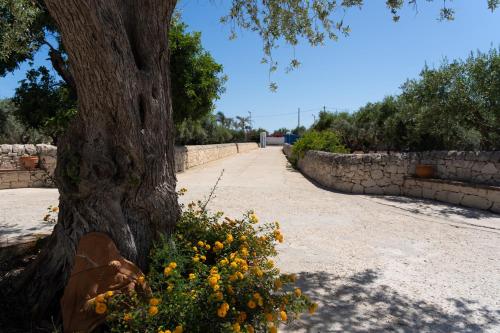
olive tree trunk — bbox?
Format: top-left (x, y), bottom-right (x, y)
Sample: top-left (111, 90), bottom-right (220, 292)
top-left (17, 0), bottom-right (179, 318)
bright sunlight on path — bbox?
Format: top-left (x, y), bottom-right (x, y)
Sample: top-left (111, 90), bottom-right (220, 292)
top-left (178, 146), bottom-right (500, 333)
top-left (2, 147), bottom-right (499, 332)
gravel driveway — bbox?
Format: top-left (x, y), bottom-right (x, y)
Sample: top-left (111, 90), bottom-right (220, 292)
top-left (2, 146), bottom-right (499, 332)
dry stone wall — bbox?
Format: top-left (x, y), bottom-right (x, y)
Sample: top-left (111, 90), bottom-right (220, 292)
top-left (0, 144), bottom-right (57, 189)
top-left (174, 143), bottom-right (258, 172)
top-left (284, 145), bottom-right (500, 213)
top-left (1, 142), bottom-right (259, 189)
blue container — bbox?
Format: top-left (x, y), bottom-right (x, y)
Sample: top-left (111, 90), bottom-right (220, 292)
top-left (284, 134), bottom-right (299, 145)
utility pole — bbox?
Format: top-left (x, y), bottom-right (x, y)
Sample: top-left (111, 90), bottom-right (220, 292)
top-left (323, 105), bottom-right (326, 113)
top-left (297, 107), bottom-right (300, 129)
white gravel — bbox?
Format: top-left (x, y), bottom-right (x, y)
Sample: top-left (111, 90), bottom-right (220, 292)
top-left (2, 147), bottom-right (499, 332)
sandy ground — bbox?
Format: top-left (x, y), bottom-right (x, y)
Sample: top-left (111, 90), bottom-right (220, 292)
top-left (1, 146), bottom-right (499, 332)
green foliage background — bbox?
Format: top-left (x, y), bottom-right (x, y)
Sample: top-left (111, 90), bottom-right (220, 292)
top-left (312, 48), bottom-right (500, 152)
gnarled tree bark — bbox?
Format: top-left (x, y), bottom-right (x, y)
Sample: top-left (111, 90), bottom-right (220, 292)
top-left (14, 0), bottom-right (180, 320)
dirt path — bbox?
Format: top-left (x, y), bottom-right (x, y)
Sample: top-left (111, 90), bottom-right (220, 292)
top-left (177, 147), bottom-right (500, 333)
top-left (2, 146), bottom-right (499, 332)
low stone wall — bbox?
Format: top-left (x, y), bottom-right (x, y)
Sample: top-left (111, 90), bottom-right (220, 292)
top-left (284, 145), bottom-right (500, 213)
top-left (407, 151), bottom-right (500, 186)
top-left (236, 142), bottom-right (259, 153)
top-left (0, 142), bottom-right (258, 189)
top-left (173, 143), bottom-right (258, 172)
top-left (175, 144), bottom-right (238, 172)
top-left (0, 144), bottom-right (57, 189)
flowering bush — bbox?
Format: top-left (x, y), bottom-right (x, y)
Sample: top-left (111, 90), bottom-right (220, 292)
top-left (104, 197), bottom-right (316, 332)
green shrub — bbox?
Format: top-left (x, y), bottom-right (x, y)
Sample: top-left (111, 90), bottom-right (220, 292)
top-left (291, 130), bottom-right (348, 162)
top-left (103, 195), bottom-right (316, 333)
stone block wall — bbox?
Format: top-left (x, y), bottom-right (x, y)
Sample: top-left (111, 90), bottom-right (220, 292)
top-left (407, 151), bottom-right (500, 186)
top-left (1, 142), bottom-right (259, 188)
top-left (0, 144), bottom-right (57, 189)
top-left (236, 142), bottom-right (259, 153)
top-left (175, 144), bottom-right (238, 172)
top-left (284, 145), bottom-right (500, 213)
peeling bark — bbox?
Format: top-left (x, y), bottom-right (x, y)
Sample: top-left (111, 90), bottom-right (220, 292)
top-left (13, 0), bottom-right (180, 320)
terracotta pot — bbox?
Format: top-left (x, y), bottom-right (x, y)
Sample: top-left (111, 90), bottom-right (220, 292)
top-left (20, 155), bottom-right (39, 171)
top-left (415, 164), bottom-right (434, 178)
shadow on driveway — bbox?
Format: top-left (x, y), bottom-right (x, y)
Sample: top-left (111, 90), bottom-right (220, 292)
top-left (286, 270), bottom-right (500, 333)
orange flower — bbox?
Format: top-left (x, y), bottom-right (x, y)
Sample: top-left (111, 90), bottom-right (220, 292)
top-left (95, 302), bottom-right (107, 314)
top-left (148, 306), bottom-right (158, 316)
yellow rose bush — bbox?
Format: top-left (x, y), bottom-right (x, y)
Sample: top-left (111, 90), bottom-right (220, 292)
top-left (106, 201), bottom-right (316, 332)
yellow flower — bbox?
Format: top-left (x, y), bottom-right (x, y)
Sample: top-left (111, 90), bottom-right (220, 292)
top-left (169, 262), bottom-right (177, 269)
top-left (240, 248), bottom-right (249, 257)
top-left (294, 288), bottom-right (302, 297)
top-left (229, 274), bottom-right (238, 282)
top-left (95, 302), bottom-right (107, 314)
top-left (267, 260), bottom-right (274, 268)
top-left (192, 246), bottom-right (198, 252)
top-left (247, 300), bottom-right (256, 309)
top-left (205, 244), bottom-right (211, 250)
top-left (240, 235), bottom-right (247, 241)
top-left (215, 291), bottom-right (224, 301)
top-left (237, 311), bottom-right (247, 323)
top-left (249, 213), bottom-right (259, 223)
top-left (193, 256), bottom-right (200, 263)
top-left (280, 311), bottom-right (287, 321)
top-left (200, 255), bottom-right (207, 262)
top-left (137, 276), bottom-right (145, 284)
top-left (95, 294), bottom-right (105, 303)
top-left (174, 325), bottom-right (183, 333)
top-left (309, 303), bottom-right (318, 314)
top-left (230, 261), bottom-right (238, 269)
top-left (254, 268), bottom-right (263, 277)
top-left (123, 313), bottom-right (132, 321)
top-left (164, 267), bottom-right (172, 276)
top-left (217, 307), bottom-right (227, 318)
top-left (253, 292), bottom-right (261, 300)
top-left (246, 325), bottom-right (255, 333)
top-left (265, 313), bottom-right (274, 322)
top-left (198, 241), bottom-right (204, 247)
top-left (236, 272), bottom-right (244, 280)
top-left (289, 274), bottom-right (297, 282)
top-left (232, 322), bottom-right (241, 332)
top-left (150, 298), bottom-right (160, 306)
top-left (148, 306), bottom-right (158, 316)
top-left (213, 284), bottom-right (220, 291)
top-left (274, 279), bottom-right (282, 290)
top-left (105, 290), bottom-right (114, 298)
top-left (208, 276), bottom-right (219, 286)
top-left (51, 206), bottom-right (59, 212)
top-left (214, 241), bottom-right (224, 251)
top-left (226, 234), bottom-right (234, 243)
top-left (220, 258), bottom-right (228, 266)
top-left (189, 273), bottom-right (196, 280)
top-left (167, 284), bottom-right (174, 292)
top-left (269, 326), bottom-right (277, 333)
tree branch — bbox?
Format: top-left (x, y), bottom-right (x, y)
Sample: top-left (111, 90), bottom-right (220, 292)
top-left (45, 41), bottom-right (77, 97)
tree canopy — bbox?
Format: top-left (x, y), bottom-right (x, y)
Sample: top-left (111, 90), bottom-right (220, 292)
top-left (312, 48), bottom-right (500, 151)
top-left (0, 6), bottom-right (226, 142)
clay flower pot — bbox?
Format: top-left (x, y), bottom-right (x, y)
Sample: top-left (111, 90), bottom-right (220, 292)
top-left (415, 164), bottom-right (434, 178)
top-left (20, 155), bottom-right (39, 171)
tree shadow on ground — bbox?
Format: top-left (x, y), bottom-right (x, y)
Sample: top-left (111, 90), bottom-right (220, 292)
top-left (374, 195), bottom-right (499, 221)
top-left (286, 270), bottom-right (500, 333)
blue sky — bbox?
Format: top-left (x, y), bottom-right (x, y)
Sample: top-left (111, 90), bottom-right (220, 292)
top-left (1, 1), bottom-right (499, 131)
